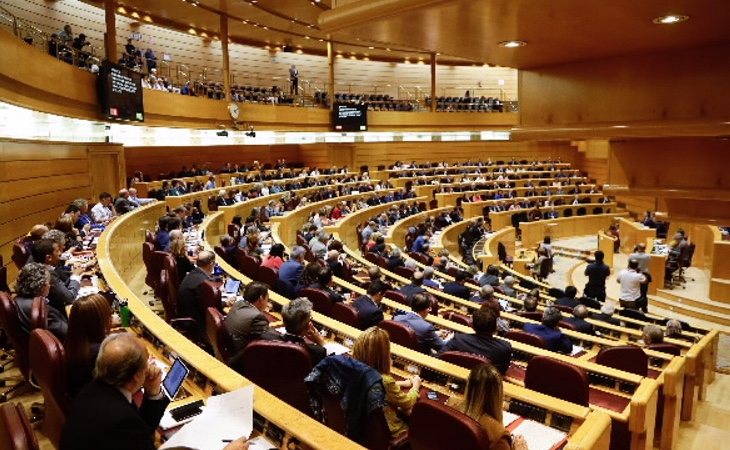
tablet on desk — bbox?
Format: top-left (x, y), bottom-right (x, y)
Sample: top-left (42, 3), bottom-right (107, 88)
top-left (224, 279), bottom-right (241, 295)
top-left (162, 358), bottom-right (189, 401)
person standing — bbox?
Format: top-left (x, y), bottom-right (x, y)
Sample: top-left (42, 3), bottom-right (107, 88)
top-left (584, 250), bottom-right (610, 302)
top-left (617, 259), bottom-right (647, 310)
top-left (289, 64), bottom-right (299, 95)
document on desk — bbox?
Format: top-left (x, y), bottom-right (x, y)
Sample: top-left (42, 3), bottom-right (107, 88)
top-left (161, 385), bottom-right (254, 450)
top-left (510, 419), bottom-right (567, 450)
top-left (570, 345), bottom-right (586, 357)
top-left (324, 341), bottom-right (351, 356)
top-left (502, 411), bottom-right (519, 427)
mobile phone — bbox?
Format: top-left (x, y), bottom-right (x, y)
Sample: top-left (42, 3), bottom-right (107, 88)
top-left (427, 391), bottom-right (438, 400)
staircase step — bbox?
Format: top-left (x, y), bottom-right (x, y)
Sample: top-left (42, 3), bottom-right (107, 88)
top-left (657, 289), bottom-right (730, 315)
top-left (650, 295), bottom-right (730, 327)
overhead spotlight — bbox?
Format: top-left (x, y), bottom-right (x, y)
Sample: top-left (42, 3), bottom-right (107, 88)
top-left (652, 14), bottom-right (689, 24)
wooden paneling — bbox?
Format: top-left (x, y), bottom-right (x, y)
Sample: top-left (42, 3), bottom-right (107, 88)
top-left (0, 139), bottom-right (122, 279)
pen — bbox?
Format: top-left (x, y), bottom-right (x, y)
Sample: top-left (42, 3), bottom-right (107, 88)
top-left (222, 439), bottom-right (233, 443)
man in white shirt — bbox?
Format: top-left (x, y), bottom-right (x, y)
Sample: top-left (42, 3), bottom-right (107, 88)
top-left (90, 192), bottom-right (115, 223)
top-left (128, 188), bottom-right (155, 207)
top-left (617, 259), bottom-right (647, 310)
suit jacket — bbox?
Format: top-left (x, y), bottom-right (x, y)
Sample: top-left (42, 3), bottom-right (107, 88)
top-left (225, 300), bottom-right (271, 352)
top-left (261, 331), bottom-right (326, 366)
top-left (278, 260), bottom-right (304, 298)
top-left (591, 312), bottom-right (621, 326)
top-left (394, 312), bottom-right (445, 353)
top-left (523, 323), bottom-right (573, 354)
top-left (177, 267), bottom-right (210, 326)
top-left (60, 380), bottom-right (169, 450)
top-left (442, 282), bottom-right (471, 300)
top-left (15, 296), bottom-right (68, 341)
top-left (398, 283), bottom-right (426, 303)
top-left (48, 267), bottom-right (79, 318)
top-left (440, 333), bottom-right (512, 375)
top-left (353, 295), bottom-right (384, 329)
top-left (554, 296), bottom-right (580, 309)
top-left (563, 317), bottom-right (595, 335)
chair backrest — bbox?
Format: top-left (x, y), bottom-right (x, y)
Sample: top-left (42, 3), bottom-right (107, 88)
top-left (383, 290), bottom-right (409, 306)
top-left (161, 254), bottom-right (179, 289)
top-left (236, 250), bottom-right (260, 280)
top-left (257, 265), bottom-right (279, 289)
top-left (442, 310), bottom-right (472, 327)
top-left (595, 345), bottom-right (648, 377)
top-left (0, 293), bottom-right (34, 379)
top-left (557, 320), bottom-right (578, 331)
top-left (378, 320), bottom-right (419, 350)
top-left (205, 307), bottom-right (234, 364)
top-left (29, 298), bottom-right (46, 331)
top-left (647, 343), bottom-right (681, 356)
top-left (393, 266), bottom-right (415, 279)
top-left (439, 351), bottom-right (490, 370)
top-left (299, 288), bottom-right (334, 317)
top-left (199, 280), bottom-right (222, 312)
top-left (241, 340), bottom-right (313, 414)
top-left (142, 242), bottom-right (156, 289)
top-left (11, 240), bottom-right (30, 270)
top-left (525, 356), bottom-right (589, 406)
top-left (0, 403), bottom-right (39, 450)
top-left (330, 302), bottom-right (361, 328)
top-left (518, 311), bottom-right (544, 322)
top-left (151, 251), bottom-right (168, 298)
top-left (0, 264), bottom-right (8, 293)
top-left (159, 269), bottom-right (176, 322)
top-left (409, 400), bottom-right (491, 450)
top-left (505, 329), bottom-right (547, 349)
top-left (29, 329), bottom-right (69, 448)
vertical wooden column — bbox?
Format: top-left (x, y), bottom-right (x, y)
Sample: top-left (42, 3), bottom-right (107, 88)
top-left (327, 39), bottom-right (335, 111)
top-left (103, 0), bottom-right (117, 63)
top-left (220, 15), bottom-right (230, 101)
top-left (430, 52), bottom-right (437, 112)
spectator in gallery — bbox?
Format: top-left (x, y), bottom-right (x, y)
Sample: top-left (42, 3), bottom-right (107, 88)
top-left (289, 64), bottom-right (299, 95)
top-left (125, 38), bottom-right (136, 57)
top-left (144, 48), bottom-right (157, 72)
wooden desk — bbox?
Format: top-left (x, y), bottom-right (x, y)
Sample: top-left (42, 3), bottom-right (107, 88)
top-left (518, 212), bottom-right (626, 249)
top-left (618, 218), bottom-right (657, 255)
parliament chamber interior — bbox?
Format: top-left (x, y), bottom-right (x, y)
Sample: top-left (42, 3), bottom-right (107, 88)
top-left (0, 0), bottom-right (729, 449)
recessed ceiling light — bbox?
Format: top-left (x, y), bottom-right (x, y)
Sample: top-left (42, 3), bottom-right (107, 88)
top-left (498, 40), bottom-right (526, 48)
top-left (652, 14), bottom-right (689, 25)
top-left (368, 46), bottom-right (375, 50)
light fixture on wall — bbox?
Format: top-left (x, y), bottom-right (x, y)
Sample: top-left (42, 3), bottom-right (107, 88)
top-left (652, 14), bottom-right (689, 24)
top-left (498, 40), bottom-right (526, 48)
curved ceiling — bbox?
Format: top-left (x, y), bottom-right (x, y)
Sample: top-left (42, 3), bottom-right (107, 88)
top-left (86, 0), bottom-right (479, 65)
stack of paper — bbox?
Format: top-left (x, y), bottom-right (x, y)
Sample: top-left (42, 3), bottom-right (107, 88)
top-left (161, 385), bottom-right (254, 450)
top-left (511, 419), bottom-right (567, 450)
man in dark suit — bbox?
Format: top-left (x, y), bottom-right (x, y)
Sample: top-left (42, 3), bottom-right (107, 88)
top-left (260, 297), bottom-right (326, 365)
top-left (353, 280), bottom-right (386, 329)
top-left (177, 250), bottom-right (216, 326)
top-left (394, 293), bottom-right (446, 354)
top-left (554, 285), bottom-right (580, 309)
top-left (398, 271), bottom-right (426, 303)
top-left (225, 281), bottom-right (272, 352)
top-left (584, 250), bottom-right (610, 302)
top-left (439, 307), bottom-right (512, 374)
top-left (60, 333), bottom-right (170, 450)
top-left (31, 238), bottom-right (80, 317)
top-left (523, 307), bottom-right (574, 354)
top-left (278, 246), bottom-right (306, 298)
top-left (326, 250), bottom-right (345, 278)
top-left (309, 268), bottom-right (345, 303)
top-left (562, 305), bottom-right (595, 335)
top-left (442, 270), bottom-right (472, 300)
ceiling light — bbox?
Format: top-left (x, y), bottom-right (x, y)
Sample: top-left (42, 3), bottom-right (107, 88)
top-left (305, 36), bottom-right (310, 39)
top-left (368, 46), bottom-right (375, 50)
top-left (498, 40), bottom-right (526, 48)
top-left (652, 14), bottom-right (689, 24)
top-left (296, 49), bottom-right (304, 54)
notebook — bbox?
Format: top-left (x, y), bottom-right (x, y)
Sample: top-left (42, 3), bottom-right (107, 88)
top-left (510, 419), bottom-right (567, 450)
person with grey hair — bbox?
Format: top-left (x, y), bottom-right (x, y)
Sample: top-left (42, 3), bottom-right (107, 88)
top-left (640, 324), bottom-right (665, 346)
top-left (262, 297), bottom-right (326, 365)
top-left (387, 247), bottom-right (406, 271)
top-left (523, 306), bottom-right (573, 354)
top-left (32, 237), bottom-right (82, 316)
top-left (177, 250), bottom-right (216, 326)
top-left (422, 266), bottom-right (442, 289)
top-left (309, 230), bottom-right (330, 259)
top-left (278, 246), bottom-right (306, 298)
top-left (470, 285), bottom-right (494, 304)
top-left (326, 249), bottom-right (344, 278)
top-left (404, 258), bottom-right (418, 270)
top-left (562, 305), bottom-right (595, 335)
top-left (60, 333), bottom-right (168, 450)
top-left (14, 262), bottom-right (68, 340)
top-left (399, 270), bottom-right (426, 302)
top-left (664, 319), bottom-right (697, 343)
top-left (500, 276), bottom-right (517, 297)
top-left (591, 302), bottom-right (621, 326)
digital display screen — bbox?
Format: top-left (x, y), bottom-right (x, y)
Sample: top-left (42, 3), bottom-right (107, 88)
top-left (162, 358), bottom-right (189, 399)
top-left (98, 61), bottom-right (144, 122)
top-left (332, 103), bottom-right (367, 131)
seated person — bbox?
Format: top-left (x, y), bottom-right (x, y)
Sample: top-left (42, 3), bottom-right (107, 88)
top-left (442, 270), bottom-right (472, 300)
top-left (367, 266), bottom-right (394, 292)
top-left (309, 231), bottom-right (330, 259)
top-left (65, 294), bottom-right (113, 397)
top-left (440, 307), bottom-right (512, 374)
top-left (31, 238), bottom-right (81, 317)
top-left (478, 265), bottom-right (500, 287)
top-left (665, 319), bottom-right (698, 343)
top-left (261, 243), bottom-right (286, 271)
top-left (177, 251), bottom-right (216, 327)
top-left (554, 285), bottom-right (580, 309)
top-left (353, 280), bottom-right (386, 329)
top-left (278, 246), bottom-right (306, 298)
top-left (639, 324), bottom-right (665, 346)
top-left (309, 267), bottom-right (345, 302)
top-left (387, 247), bottom-right (406, 271)
top-left (226, 281), bottom-right (272, 352)
top-left (14, 263), bottom-right (68, 340)
top-left (260, 297), bottom-right (326, 365)
top-left (169, 230), bottom-right (195, 279)
top-left (500, 276), bottom-right (517, 297)
top-left (562, 305), bottom-right (595, 335)
top-left (520, 295), bottom-right (539, 314)
top-left (447, 364), bottom-right (528, 450)
top-left (326, 249), bottom-right (345, 278)
top-left (398, 271), bottom-right (426, 303)
top-left (422, 266), bottom-right (442, 289)
top-left (352, 327), bottom-right (420, 438)
top-left (523, 307), bottom-right (573, 354)
top-left (90, 192), bottom-right (115, 223)
top-left (394, 293), bottom-right (445, 354)
top-left (591, 302), bottom-right (621, 326)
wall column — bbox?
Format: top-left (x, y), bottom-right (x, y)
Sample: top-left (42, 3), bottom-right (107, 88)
top-left (103, 0), bottom-right (117, 63)
top-left (220, 15), bottom-right (230, 101)
top-left (327, 39), bottom-right (335, 111)
top-left (430, 52), bottom-right (437, 112)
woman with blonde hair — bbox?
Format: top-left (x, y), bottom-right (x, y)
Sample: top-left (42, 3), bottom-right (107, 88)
top-left (169, 230), bottom-right (195, 278)
top-left (352, 327), bottom-right (420, 437)
top-left (65, 293), bottom-right (113, 397)
top-left (449, 364), bottom-right (527, 450)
